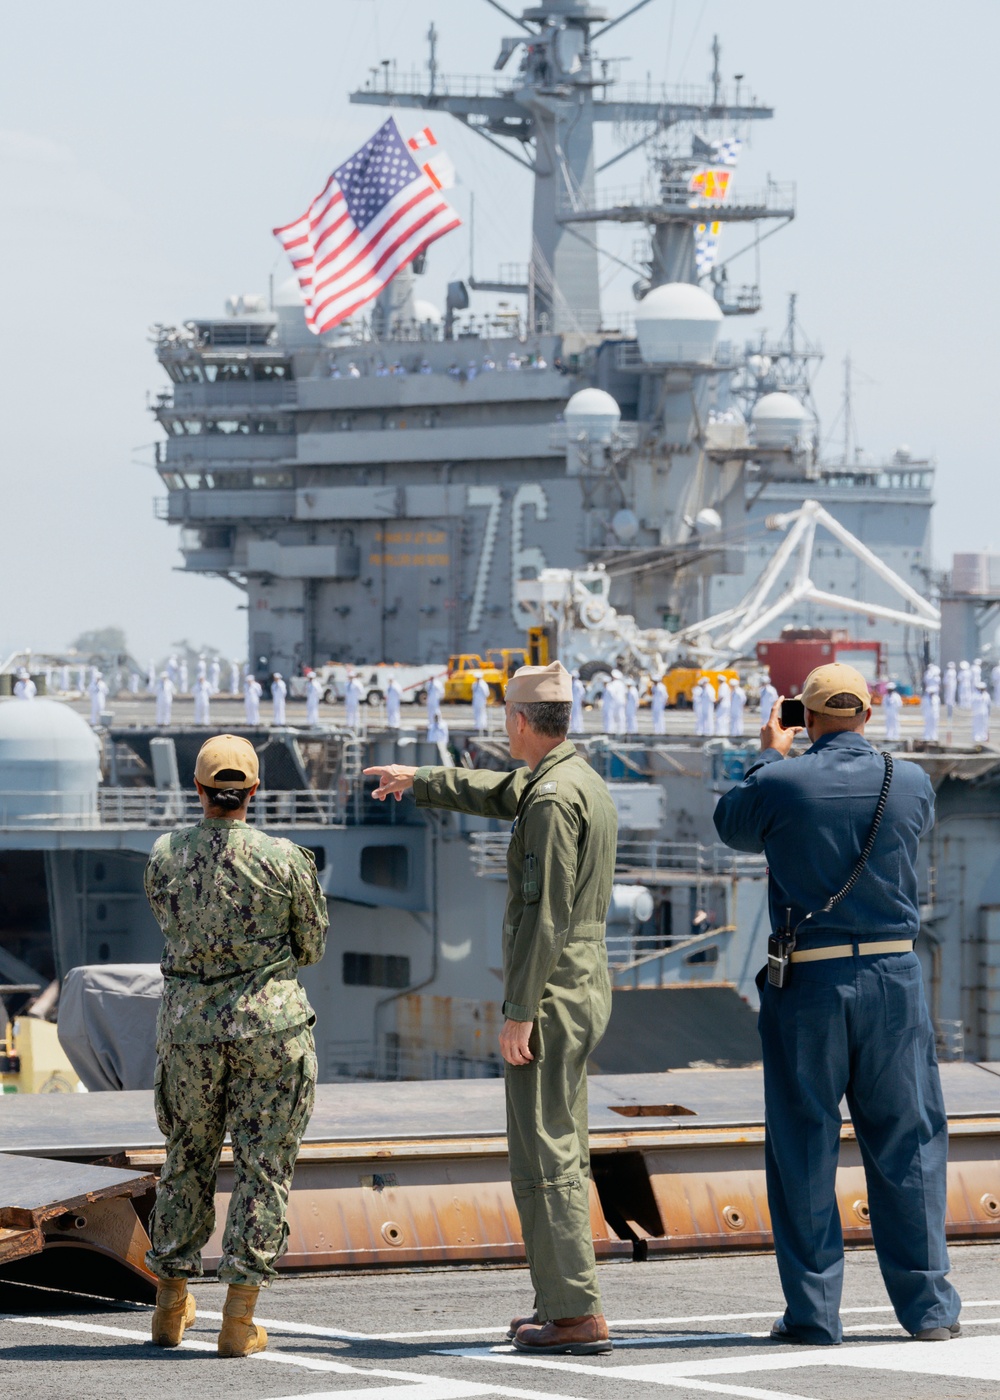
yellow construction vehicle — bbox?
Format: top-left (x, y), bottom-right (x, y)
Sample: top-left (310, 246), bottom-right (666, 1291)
top-left (1, 1015), bottom-right (80, 1094)
top-left (445, 648), bottom-right (528, 702)
top-left (663, 665), bottom-right (740, 708)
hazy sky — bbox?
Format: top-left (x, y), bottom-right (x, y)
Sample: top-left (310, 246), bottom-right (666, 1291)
top-left (3, 1), bottom-right (996, 662)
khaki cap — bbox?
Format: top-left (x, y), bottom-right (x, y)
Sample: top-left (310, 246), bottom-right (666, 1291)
top-left (505, 660), bottom-right (573, 703)
top-left (797, 662), bottom-right (872, 716)
top-left (194, 734), bottom-right (259, 787)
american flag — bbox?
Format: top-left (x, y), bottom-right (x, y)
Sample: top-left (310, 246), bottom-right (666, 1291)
top-left (273, 117), bottom-right (461, 334)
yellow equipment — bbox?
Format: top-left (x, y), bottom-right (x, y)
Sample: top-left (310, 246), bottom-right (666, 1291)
top-left (0, 1015), bottom-right (80, 1094)
top-left (444, 649), bottom-right (527, 703)
top-left (663, 666), bottom-right (740, 708)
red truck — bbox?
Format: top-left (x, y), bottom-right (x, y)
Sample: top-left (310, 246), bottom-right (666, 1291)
top-left (756, 628), bottom-right (885, 699)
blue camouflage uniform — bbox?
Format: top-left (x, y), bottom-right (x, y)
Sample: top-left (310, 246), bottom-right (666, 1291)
top-left (714, 730), bottom-right (961, 1344)
top-left (144, 818), bottom-right (328, 1286)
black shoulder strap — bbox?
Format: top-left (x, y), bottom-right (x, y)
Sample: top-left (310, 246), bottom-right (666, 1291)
top-left (819, 752), bottom-right (894, 914)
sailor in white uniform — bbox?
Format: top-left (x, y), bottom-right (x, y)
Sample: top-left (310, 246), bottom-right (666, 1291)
top-left (651, 676), bottom-right (668, 735)
top-left (972, 684), bottom-right (992, 745)
top-left (992, 662), bottom-right (1000, 707)
top-left (715, 678), bottom-right (732, 736)
top-left (386, 676), bottom-right (402, 729)
top-left (609, 670), bottom-right (628, 734)
top-left (305, 671), bottom-right (322, 726)
top-left (344, 671), bottom-right (363, 730)
top-left (427, 712), bottom-right (449, 744)
top-left (729, 682), bottom-right (746, 737)
top-left (89, 672), bottom-right (108, 726)
top-left (922, 678), bottom-right (940, 741)
top-left (570, 671), bottom-right (585, 733)
top-left (883, 681), bottom-right (903, 741)
top-left (625, 680), bottom-right (640, 734)
top-left (759, 680), bottom-right (779, 723)
top-left (700, 677), bottom-right (717, 736)
top-left (943, 662), bottom-right (957, 717)
top-left (471, 671), bottom-right (490, 734)
top-left (155, 673), bottom-right (174, 726)
top-left (208, 658), bottom-right (221, 694)
top-left (192, 675), bottom-right (211, 726)
top-left (973, 657), bottom-right (983, 689)
top-left (13, 669), bottom-right (36, 700)
top-left (271, 673), bottom-right (287, 726)
top-left (601, 677), bottom-right (615, 733)
top-left (692, 679), bottom-right (706, 736)
top-left (244, 676), bottom-right (262, 725)
top-left (426, 674), bottom-right (444, 727)
top-left (957, 661), bottom-right (972, 709)
top-left (178, 660), bottom-right (189, 695)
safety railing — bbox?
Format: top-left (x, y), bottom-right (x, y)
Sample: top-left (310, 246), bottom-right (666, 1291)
top-left (468, 830), bottom-right (767, 881)
top-left (0, 789), bottom-right (355, 830)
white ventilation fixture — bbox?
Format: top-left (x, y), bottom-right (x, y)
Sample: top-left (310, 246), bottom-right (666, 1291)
top-left (411, 298), bottom-right (442, 325)
top-left (564, 387), bottom-right (621, 443)
top-left (751, 392), bottom-right (809, 450)
top-left (635, 282), bottom-right (723, 366)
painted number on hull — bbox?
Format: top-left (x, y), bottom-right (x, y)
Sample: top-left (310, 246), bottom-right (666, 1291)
top-left (466, 485), bottom-right (549, 634)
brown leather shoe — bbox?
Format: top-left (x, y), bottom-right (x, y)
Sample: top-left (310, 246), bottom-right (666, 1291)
top-left (506, 1311), bottom-right (538, 1341)
top-left (513, 1314), bottom-right (612, 1355)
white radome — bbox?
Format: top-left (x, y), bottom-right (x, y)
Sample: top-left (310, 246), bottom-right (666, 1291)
top-left (0, 698), bottom-right (100, 825)
top-left (564, 388), bottom-right (621, 443)
top-left (635, 282), bottom-right (723, 365)
top-left (751, 392), bottom-right (809, 449)
top-left (411, 298), bottom-right (443, 324)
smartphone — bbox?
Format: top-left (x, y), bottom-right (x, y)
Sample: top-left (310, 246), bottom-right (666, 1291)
top-left (779, 698), bottom-right (805, 729)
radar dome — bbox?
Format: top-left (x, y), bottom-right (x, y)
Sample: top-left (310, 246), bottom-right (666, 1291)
top-left (564, 388), bottom-right (621, 443)
top-left (694, 507), bottom-right (723, 534)
top-left (751, 392), bottom-right (809, 449)
top-left (0, 699), bottom-right (100, 826)
top-left (612, 508), bottom-right (639, 542)
top-left (635, 282), bottom-right (723, 366)
top-left (411, 298), bottom-right (442, 324)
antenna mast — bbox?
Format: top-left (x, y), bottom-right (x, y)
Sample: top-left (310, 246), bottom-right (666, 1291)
top-left (427, 22), bottom-right (438, 97)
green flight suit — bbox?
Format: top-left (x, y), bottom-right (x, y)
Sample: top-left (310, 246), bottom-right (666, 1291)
top-left (414, 740), bottom-right (617, 1320)
top-left (143, 818), bottom-right (328, 1285)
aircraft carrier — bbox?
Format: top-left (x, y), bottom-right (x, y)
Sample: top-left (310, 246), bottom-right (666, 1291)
top-left (2, 12), bottom-right (1000, 1391)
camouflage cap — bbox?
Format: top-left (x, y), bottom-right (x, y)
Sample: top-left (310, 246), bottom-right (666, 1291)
top-left (194, 734), bottom-right (259, 788)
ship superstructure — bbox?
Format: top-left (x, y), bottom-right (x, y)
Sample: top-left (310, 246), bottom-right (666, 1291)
top-left (148, 1), bottom-right (938, 681)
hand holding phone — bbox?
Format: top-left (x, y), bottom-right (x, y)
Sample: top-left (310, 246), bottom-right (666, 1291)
top-left (779, 698), bottom-right (805, 729)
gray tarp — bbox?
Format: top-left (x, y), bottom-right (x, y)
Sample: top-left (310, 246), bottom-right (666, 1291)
top-left (58, 965), bottom-right (163, 1091)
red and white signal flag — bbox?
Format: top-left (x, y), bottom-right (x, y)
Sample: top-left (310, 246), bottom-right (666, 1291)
top-left (273, 117), bottom-right (461, 334)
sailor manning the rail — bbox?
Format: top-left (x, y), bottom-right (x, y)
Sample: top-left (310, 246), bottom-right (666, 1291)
top-left (714, 663), bottom-right (961, 1346)
top-left (364, 662), bottom-right (617, 1356)
top-left (143, 734), bottom-right (327, 1358)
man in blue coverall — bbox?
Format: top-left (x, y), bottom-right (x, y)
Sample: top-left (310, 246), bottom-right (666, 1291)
top-left (714, 662), bottom-right (961, 1346)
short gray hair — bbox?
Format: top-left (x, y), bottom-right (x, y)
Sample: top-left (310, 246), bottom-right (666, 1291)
top-left (507, 700), bottom-right (572, 737)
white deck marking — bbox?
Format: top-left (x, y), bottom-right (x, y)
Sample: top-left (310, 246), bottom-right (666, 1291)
top-left (0, 1315), bottom-right (589, 1400)
top-left (326, 1299), bottom-right (1000, 1341)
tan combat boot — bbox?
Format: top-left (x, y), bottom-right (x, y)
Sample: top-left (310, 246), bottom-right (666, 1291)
top-left (217, 1283), bottom-right (268, 1358)
top-left (151, 1279), bottom-right (196, 1347)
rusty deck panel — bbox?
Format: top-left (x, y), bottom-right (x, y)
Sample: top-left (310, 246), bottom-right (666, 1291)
top-left (0, 1152), bottom-right (157, 1302)
top-left (2, 1067), bottom-right (999, 1277)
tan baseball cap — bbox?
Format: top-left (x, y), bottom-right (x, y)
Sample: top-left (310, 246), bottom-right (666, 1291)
top-left (797, 662), bottom-right (872, 716)
top-left (194, 734), bottom-right (259, 787)
top-left (505, 660), bottom-right (573, 703)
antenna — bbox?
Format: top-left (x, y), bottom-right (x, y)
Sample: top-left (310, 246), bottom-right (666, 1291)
top-left (427, 22), bottom-right (438, 97)
top-left (711, 34), bottom-right (721, 105)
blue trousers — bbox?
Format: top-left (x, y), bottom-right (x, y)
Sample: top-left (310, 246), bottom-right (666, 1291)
top-left (758, 949), bottom-right (961, 1344)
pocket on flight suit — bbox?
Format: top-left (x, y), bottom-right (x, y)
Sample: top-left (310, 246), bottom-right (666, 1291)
top-left (880, 954), bottom-right (927, 1035)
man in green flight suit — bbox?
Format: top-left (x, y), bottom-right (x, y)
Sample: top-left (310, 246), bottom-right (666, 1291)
top-left (143, 734), bottom-right (327, 1357)
top-left (365, 661), bottom-right (617, 1355)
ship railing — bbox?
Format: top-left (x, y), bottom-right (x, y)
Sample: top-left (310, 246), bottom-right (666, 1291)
top-left (561, 180), bottom-right (796, 220)
top-left (613, 340), bottom-right (739, 372)
top-left (324, 1039), bottom-right (504, 1083)
top-left (468, 831), bottom-right (767, 881)
top-left (613, 79), bottom-right (770, 110)
top-left (355, 71), bottom-right (514, 100)
top-left (30, 788), bottom-right (351, 829)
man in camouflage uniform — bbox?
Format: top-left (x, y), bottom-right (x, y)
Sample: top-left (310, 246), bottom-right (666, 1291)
top-left (143, 734), bottom-right (327, 1357)
top-left (365, 662), bottom-right (617, 1356)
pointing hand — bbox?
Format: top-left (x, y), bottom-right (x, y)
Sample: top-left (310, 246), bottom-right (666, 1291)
top-left (363, 764), bottom-right (418, 802)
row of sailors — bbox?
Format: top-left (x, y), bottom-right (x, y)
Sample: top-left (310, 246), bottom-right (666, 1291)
top-left (326, 352), bottom-right (547, 380)
top-left (923, 660), bottom-right (1000, 710)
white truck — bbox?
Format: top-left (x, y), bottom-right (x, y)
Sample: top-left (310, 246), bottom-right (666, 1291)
top-left (290, 663), bottom-right (446, 706)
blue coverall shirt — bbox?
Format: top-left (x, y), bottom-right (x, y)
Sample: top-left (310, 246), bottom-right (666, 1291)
top-left (713, 729), bottom-right (933, 941)
top-left (712, 727), bottom-right (959, 1343)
